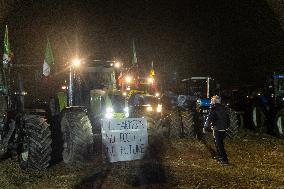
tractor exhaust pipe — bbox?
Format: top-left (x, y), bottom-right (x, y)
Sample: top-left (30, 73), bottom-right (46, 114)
top-left (68, 66), bottom-right (74, 106)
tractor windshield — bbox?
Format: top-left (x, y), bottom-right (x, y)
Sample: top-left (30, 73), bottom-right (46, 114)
top-left (272, 75), bottom-right (284, 97)
top-left (128, 94), bottom-right (158, 107)
top-left (277, 78), bottom-right (284, 91)
top-left (277, 78), bottom-right (284, 97)
top-left (80, 66), bottom-right (116, 90)
top-left (182, 78), bottom-right (218, 98)
top-left (142, 96), bottom-right (159, 106)
top-left (109, 94), bottom-right (125, 112)
top-left (182, 79), bottom-right (207, 98)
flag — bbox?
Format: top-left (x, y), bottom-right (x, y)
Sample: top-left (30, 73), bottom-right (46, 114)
top-left (3, 25), bottom-right (11, 66)
top-left (43, 38), bottom-right (54, 76)
top-left (132, 39), bottom-right (137, 65)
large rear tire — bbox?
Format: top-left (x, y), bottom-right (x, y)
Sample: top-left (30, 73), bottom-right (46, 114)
top-left (166, 110), bottom-right (182, 138)
top-left (144, 116), bottom-right (157, 135)
top-left (61, 109), bottom-right (94, 164)
top-left (19, 115), bottom-right (52, 170)
top-left (274, 109), bottom-right (284, 138)
top-left (131, 109), bottom-right (162, 137)
top-left (180, 111), bottom-right (195, 138)
top-left (226, 109), bottom-right (242, 138)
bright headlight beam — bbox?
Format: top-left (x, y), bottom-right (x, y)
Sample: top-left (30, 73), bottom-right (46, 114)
top-left (114, 62), bottom-right (121, 68)
top-left (124, 107), bottom-right (129, 118)
top-left (157, 104), bottom-right (162, 113)
top-left (125, 76), bottom-right (132, 83)
top-left (147, 77), bottom-right (154, 84)
top-left (72, 58), bottom-right (81, 67)
top-left (146, 106), bottom-right (153, 112)
top-left (105, 107), bottom-right (114, 119)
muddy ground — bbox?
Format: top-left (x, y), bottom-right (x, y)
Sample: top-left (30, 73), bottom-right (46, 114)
top-left (0, 131), bottom-right (284, 189)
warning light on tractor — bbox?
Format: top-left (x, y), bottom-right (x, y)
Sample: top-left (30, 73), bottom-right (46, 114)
top-left (157, 104), bottom-right (162, 113)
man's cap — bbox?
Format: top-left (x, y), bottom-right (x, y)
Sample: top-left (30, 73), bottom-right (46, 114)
top-left (212, 95), bottom-right (221, 104)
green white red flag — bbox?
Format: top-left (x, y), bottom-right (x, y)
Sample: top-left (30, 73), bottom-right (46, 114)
top-left (43, 38), bottom-right (54, 76)
top-left (3, 25), bottom-right (11, 66)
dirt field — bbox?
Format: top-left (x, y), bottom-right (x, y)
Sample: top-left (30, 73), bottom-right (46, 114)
top-left (0, 131), bottom-right (284, 189)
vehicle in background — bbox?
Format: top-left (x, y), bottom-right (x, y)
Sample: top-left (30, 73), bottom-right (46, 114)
top-left (248, 74), bottom-right (284, 138)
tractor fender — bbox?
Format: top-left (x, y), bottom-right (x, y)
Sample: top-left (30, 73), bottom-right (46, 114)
top-left (248, 97), bottom-right (268, 132)
top-left (60, 106), bottom-right (88, 116)
top-left (274, 108), bottom-right (284, 138)
top-left (49, 92), bottom-right (67, 117)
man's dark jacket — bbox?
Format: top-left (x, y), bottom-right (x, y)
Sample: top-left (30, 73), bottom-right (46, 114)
top-left (204, 103), bottom-right (230, 131)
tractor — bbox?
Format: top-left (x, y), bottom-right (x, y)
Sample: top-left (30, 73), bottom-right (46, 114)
top-left (117, 65), bottom-right (163, 135)
top-left (0, 64), bottom-right (52, 170)
top-left (248, 74), bottom-right (284, 138)
top-left (49, 59), bottom-right (130, 163)
top-left (161, 76), bottom-right (241, 139)
top-left (49, 59), bottom-right (164, 164)
top-left (127, 93), bottom-right (163, 136)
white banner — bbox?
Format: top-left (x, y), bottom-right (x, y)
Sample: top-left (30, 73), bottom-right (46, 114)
top-left (101, 118), bottom-right (148, 163)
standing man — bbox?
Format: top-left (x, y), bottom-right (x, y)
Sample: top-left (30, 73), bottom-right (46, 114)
top-left (203, 95), bottom-right (230, 165)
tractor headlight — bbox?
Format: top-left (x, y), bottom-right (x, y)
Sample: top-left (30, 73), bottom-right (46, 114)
top-left (146, 106), bottom-right (153, 112)
top-left (124, 107), bottom-right (129, 118)
top-left (156, 104), bottom-right (162, 113)
top-left (147, 77), bottom-right (154, 84)
top-left (114, 61), bottom-right (121, 68)
top-left (72, 58), bottom-right (81, 67)
top-left (105, 107), bottom-right (114, 119)
top-left (125, 76), bottom-right (132, 83)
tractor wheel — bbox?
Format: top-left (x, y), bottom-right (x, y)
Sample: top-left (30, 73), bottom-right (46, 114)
top-left (155, 116), bottom-right (171, 138)
top-left (144, 116), bottom-right (162, 137)
top-left (251, 105), bottom-right (266, 133)
top-left (19, 115), bottom-right (52, 170)
top-left (165, 110), bottom-right (182, 138)
top-left (226, 109), bottom-right (242, 138)
top-left (61, 110), bottom-right (94, 164)
top-left (130, 109), bottom-right (162, 137)
top-left (274, 109), bottom-right (284, 138)
top-left (180, 111), bottom-right (195, 138)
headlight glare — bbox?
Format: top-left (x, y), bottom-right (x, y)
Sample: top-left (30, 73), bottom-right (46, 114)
top-left (146, 106), bottom-right (153, 112)
top-left (124, 107), bottom-right (130, 117)
top-left (105, 107), bottom-right (114, 119)
top-left (157, 104), bottom-right (162, 113)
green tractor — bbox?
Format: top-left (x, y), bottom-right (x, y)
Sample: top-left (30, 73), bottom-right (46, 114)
top-left (0, 64), bottom-right (52, 170)
top-left (50, 59), bottom-right (130, 164)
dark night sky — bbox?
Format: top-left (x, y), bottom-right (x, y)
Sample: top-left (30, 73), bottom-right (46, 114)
top-left (2, 0), bottom-right (284, 88)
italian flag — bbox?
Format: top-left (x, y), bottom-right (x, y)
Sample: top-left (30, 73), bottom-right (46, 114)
top-left (43, 38), bottom-right (54, 76)
top-left (132, 39), bottom-right (137, 65)
top-left (3, 25), bottom-right (11, 66)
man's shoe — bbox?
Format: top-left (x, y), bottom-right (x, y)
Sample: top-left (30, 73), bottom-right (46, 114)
top-left (219, 161), bottom-right (230, 166)
top-left (213, 156), bottom-right (222, 161)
